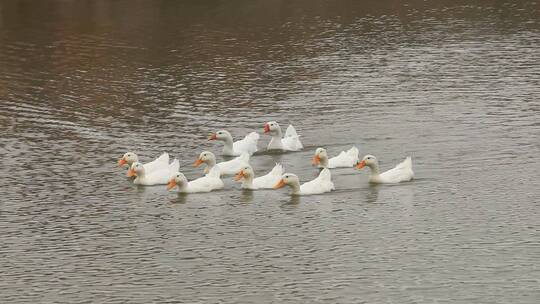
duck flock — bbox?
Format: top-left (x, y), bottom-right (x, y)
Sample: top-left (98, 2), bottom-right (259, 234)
top-left (118, 121), bottom-right (414, 195)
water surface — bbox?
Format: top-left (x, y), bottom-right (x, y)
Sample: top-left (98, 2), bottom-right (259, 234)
top-left (1, 0), bottom-right (539, 303)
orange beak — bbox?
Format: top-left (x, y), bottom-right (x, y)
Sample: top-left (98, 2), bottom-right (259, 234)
top-left (193, 158), bottom-right (204, 167)
top-left (356, 160), bottom-right (366, 169)
top-left (273, 179), bottom-right (286, 189)
top-left (126, 168), bottom-right (136, 177)
top-left (263, 123), bottom-right (270, 134)
top-left (118, 158), bottom-right (127, 167)
top-left (208, 133), bottom-right (217, 140)
top-left (312, 155), bottom-right (321, 166)
top-left (166, 179), bottom-right (177, 191)
top-left (234, 170), bottom-right (245, 182)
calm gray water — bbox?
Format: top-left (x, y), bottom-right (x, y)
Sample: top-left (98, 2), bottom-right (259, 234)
top-left (1, 0), bottom-right (540, 303)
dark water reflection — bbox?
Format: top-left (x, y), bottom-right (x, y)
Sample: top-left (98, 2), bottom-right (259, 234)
top-left (1, 0), bottom-right (539, 303)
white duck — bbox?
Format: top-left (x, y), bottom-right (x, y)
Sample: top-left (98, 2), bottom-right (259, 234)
top-left (167, 167), bottom-right (224, 193)
top-left (273, 168), bottom-right (335, 195)
top-left (234, 163), bottom-right (284, 190)
top-left (118, 152), bottom-right (169, 174)
top-left (127, 159), bottom-right (180, 185)
top-left (356, 155), bottom-right (414, 183)
top-left (312, 146), bottom-right (359, 168)
top-left (209, 130), bottom-right (259, 156)
top-left (263, 121), bottom-right (303, 151)
top-left (193, 151), bottom-right (250, 176)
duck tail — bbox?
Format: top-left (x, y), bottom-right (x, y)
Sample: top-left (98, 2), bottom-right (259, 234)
top-left (170, 159), bottom-right (180, 172)
top-left (347, 146), bottom-right (359, 160)
top-left (285, 124), bottom-right (303, 150)
top-left (245, 131), bottom-right (260, 142)
top-left (396, 157), bottom-right (412, 170)
top-left (270, 163), bottom-right (284, 176)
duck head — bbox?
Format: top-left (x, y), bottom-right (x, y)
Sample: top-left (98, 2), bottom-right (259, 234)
top-left (312, 148), bottom-right (328, 166)
top-left (208, 130), bottom-right (232, 141)
top-left (234, 165), bottom-right (254, 182)
top-left (263, 121), bottom-right (281, 135)
top-left (118, 152), bottom-right (138, 167)
top-left (167, 172), bottom-right (188, 190)
top-left (274, 173), bottom-right (300, 189)
top-left (356, 155), bottom-right (378, 169)
top-left (194, 151), bottom-right (216, 167)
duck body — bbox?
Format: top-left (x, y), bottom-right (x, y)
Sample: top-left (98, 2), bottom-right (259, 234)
top-left (264, 121), bottom-right (303, 151)
top-left (217, 153), bottom-right (250, 175)
top-left (130, 159), bottom-right (180, 186)
top-left (231, 132), bottom-right (259, 156)
top-left (357, 155), bottom-right (414, 184)
top-left (209, 130), bottom-right (259, 156)
top-left (299, 168), bottom-right (335, 194)
top-left (253, 163), bottom-right (284, 189)
top-left (328, 146), bottom-right (359, 168)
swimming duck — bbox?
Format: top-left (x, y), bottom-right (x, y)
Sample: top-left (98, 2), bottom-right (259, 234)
top-left (356, 155), bottom-right (414, 183)
top-left (273, 168), bottom-right (335, 195)
top-left (263, 121), bottom-right (303, 151)
top-left (209, 130), bottom-right (259, 156)
top-left (193, 151), bottom-right (250, 176)
top-left (118, 152), bottom-right (169, 174)
top-left (312, 146), bottom-right (359, 168)
top-left (127, 159), bottom-right (180, 185)
top-left (234, 163), bottom-right (284, 190)
top-left (167, 167), bottom-right (224, 193)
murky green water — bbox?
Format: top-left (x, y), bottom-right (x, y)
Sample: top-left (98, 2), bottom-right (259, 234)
top-left (1, 0), bottom-right (539, 303)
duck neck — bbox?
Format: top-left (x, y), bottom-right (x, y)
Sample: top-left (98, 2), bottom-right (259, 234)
top-left (368, 163), bottom-right (380, 176)
top-left (178, 182), bottom-right (189, 193)
top-left (136, 169), bottom-right (146, 178)
top-left (205, 159), bottom-right (216, 174)
top-left (319, 156), bottom-right (329, 168)
top-left (222, 136), bottom-right (234, 155)
top-left (289, 181), bottom-right (301, 195)
top-left (274, 127), bottom-right (283, 138)
top-left (241, 175), bottom-right (254, 189)
top-left (268, 128), bottom-right (284, 149)
top-left (133, 170), bottom-right (145, 183)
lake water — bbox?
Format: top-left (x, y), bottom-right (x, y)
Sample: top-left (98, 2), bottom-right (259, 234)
top-left (1, 0), bottom-right (539, 303)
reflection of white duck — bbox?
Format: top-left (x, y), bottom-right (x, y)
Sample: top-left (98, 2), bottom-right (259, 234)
top-left (193, 151), bottom-right (250, 176)
top-left (118, 152), bottom-right (169, 174)
top-left (127, 159), bottom-right (179, 185)
top-left (263, 121), bottom-right (303, 151)
top-left (234, 163), bottom-right (284, 190)
top-left (312, 146), bottom-right (359, 168)
top-left (167, 167), bottom-right (223, 193)
top-left (356, 155), bottom-right (414, 183)
top-left (209, 130), bottom-right (259, 156)
top-left (273, 168), bottom-right (335, 195)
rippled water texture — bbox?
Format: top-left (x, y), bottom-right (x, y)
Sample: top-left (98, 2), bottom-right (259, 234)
top-left (1, 0), bottom-right (539, 303)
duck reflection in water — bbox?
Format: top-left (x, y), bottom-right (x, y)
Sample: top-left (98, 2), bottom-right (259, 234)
top-left (239, 189), bottom-right (254, 203)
